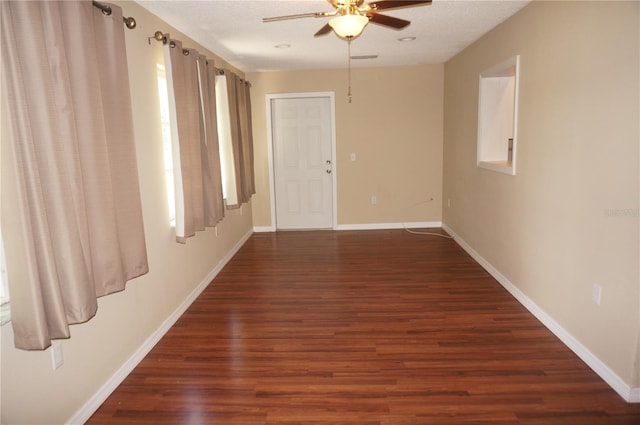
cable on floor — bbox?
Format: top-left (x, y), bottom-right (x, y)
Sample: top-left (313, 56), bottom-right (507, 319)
top-left (403, 227), bottom-right (454, 239)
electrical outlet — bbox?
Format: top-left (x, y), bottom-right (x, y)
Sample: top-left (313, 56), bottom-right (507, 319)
top-left (51, 344), bottom-right (64, 370)
top-left (592, 284), bottom-right (602, 306)
top-left (350, 153), bottom-right (356, 161)
top-left (371, 195), bottom-right (377, 205)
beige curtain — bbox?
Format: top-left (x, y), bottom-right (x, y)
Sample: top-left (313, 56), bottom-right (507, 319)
top-left (235, 77), bottom-right (250, 204)
top-left (236, 78), bottom-right (256, 202)
top-left (244, 81), bottom-right (256, 197)
top-left (225, 73), bottom-right (244, 208)
top-left (1, 1), bottom-right (148, 350)
top-left (164, 37), bottom-right (224, 242)
top-left (200, 57), bottom-right (225, 225)
top-left (215, 73), bottom-right (239, 207)
top-left (164, 40), bottom-right (202, 242)
top-left (218, 72), bottom-right (256, 207)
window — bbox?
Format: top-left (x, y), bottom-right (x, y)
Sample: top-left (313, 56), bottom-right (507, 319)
top-left (477, 55), bottom-right (520, 175)
top-left (157, 64), bottom-right (176, 227)
top-left (0, 232), bottom-right (10, 325)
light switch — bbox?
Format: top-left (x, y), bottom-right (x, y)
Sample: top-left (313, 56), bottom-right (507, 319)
top-left (350, 153), bottom-right (356, 161)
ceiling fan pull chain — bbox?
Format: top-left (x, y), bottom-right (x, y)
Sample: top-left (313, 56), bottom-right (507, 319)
top-left (347, 37), bottom-right (352, 103)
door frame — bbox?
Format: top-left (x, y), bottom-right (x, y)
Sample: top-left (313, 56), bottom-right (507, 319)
top-left (266, 92), bottom-right (337, 230)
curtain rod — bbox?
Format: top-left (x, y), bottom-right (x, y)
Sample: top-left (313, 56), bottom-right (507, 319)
top-left (92, 1), bottom-right (137, 29)
top-left (150, 31), bottom-right (227, 76)
top-left (147, 30), bottom-right (251, 86)
top-left (214, 69), bottom-right (252, 87)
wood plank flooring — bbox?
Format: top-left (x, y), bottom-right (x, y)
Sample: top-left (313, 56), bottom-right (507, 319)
top-left (88, 230), bottom-right (640, 424)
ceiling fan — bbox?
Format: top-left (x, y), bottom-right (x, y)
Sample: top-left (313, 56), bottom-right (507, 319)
top-left (263, 0), bottom-right (433, 39)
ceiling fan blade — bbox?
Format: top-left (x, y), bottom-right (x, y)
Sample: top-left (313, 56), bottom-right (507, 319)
top-left (314, 23), bottom-right (333, 37)
top-left (263, 12), bottom-right (330, 23)
top-left (366, 0), bottom-right (432, 11)
top-left (367, 13), bottom-right (410, 29)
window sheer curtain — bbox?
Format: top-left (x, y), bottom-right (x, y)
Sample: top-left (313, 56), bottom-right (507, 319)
top-left (163, 36), bottom-right (224, 243)
top-left (1, 1), bottom-right (148, 350)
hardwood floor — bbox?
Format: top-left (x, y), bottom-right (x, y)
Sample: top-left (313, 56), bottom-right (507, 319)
top-left (88, 230), bottom-right (640, 425)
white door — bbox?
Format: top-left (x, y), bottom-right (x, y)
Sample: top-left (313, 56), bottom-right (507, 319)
top-left (271, 96), bottom-right (334, 229)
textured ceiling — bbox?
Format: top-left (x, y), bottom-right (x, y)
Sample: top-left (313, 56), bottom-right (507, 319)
top-left (136, 0), bottom-right (530, 72)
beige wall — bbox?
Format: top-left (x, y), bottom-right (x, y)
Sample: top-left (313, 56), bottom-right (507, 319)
top-left (443, 0), bottom-right (639, 388)
top-left (247, 65), bottom-right (444, 228)
top-left (0, 2), bottom-right (254, 423)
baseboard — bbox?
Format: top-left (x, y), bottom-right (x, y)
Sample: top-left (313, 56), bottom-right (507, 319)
top-left (253, 225), bottom-right (275, 233)
top-left (442, 223), bottom-right (638, 403)
top-left (335, 221), bottom-right (442, 231)
top-left (68, 229), bottom-right (254, 424)
top-left (254, 222), bottom-right (443, 232)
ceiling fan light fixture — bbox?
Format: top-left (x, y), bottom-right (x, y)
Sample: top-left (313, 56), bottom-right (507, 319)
top-left (329, 14), bottom-right (369, 39)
